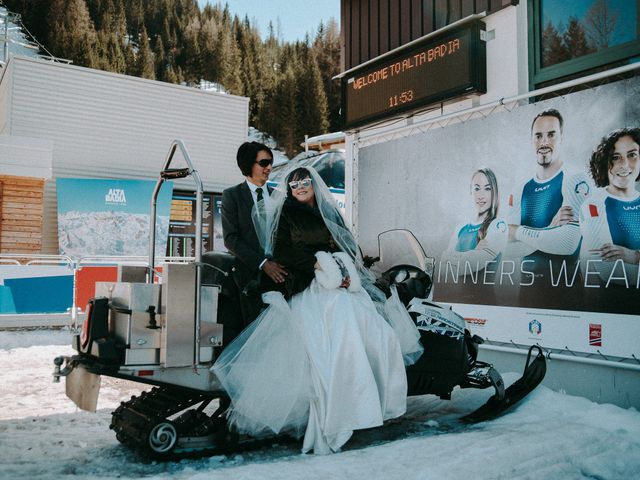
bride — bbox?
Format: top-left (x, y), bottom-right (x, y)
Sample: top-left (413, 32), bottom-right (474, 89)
top-left (212, 166), bottom-right (422, 454)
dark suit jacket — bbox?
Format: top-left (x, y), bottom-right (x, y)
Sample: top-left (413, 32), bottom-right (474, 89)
top-left (221, 181), bottom-right (264, 274)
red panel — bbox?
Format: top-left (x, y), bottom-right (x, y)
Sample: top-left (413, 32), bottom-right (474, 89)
top-left (75, 266), bottom-right (117, 310)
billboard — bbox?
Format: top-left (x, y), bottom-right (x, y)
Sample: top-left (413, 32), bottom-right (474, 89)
top-left (358, 77), bottom-right (640, 358)
top-left (56, 178), bottom-right (173, 258)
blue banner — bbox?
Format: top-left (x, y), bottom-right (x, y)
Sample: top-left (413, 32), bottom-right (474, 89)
top-left (56, 178), bottom-right (173, 257)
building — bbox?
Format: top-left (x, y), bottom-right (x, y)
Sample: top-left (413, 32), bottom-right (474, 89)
top-left (0, 56), bottom-right (248, 255)
top-left (338, 0), bottom-right (639, 407)
top-left (0, 56), bottom-right (248, 326)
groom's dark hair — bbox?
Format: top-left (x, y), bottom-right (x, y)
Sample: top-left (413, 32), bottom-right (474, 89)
top-left (237, 141), bottom-right (273, 176)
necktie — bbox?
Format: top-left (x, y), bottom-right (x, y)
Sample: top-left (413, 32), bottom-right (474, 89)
top-left (256, 187), bottom-right (266, 220)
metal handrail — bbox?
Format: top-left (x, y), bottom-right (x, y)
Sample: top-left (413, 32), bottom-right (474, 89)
top-left (0, 253), bottom-right (74, 266)
top-left (147, 140), bottom-right (204, 367)
top-left (77, 255), bottom-right (194, 267)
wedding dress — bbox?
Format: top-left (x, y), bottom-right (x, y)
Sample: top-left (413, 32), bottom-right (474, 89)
top-left (212, 253), bottom-right (409, 454)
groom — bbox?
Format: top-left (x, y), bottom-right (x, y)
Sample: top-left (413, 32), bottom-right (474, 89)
top-left (221, 142), bottom-right (287, 325)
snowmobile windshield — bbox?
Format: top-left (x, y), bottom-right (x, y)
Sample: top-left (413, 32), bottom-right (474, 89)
top-left (373, 229), bottom-right (434, 276)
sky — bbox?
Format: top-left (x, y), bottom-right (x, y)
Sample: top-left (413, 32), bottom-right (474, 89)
top-left (1, 329), bottom-right (639, 479)
top-left (198, 1), bottom-right (341, 42)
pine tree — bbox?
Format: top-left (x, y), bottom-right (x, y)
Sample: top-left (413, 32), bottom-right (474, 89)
top-left (125, 0), bottom-right (144, 40)
top-left (154, 37), bottom-right (167, 81)
top-left (47, 0), bottom-right (98, 66)
top-left (136, 26), bottom-right (155, 80)
top-left (272, 63), bottom-right (299, 156)
top-left (199, 15), bottom-right (220, 83)
top-left (217, 17), bottom-right (244, 95)
top-left (313, 18), bottom-right (341, 132)
top-left (181, 17), bottom-right (202, 84)
top-left (296, 40), bottom-right (329, 141)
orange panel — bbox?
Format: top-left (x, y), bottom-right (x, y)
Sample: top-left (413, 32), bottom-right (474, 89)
top-left (75, 266), bottom-right (118, 310)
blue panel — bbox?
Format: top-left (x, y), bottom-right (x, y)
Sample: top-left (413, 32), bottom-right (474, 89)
top-left (0, 285), bottom-right (17, 313)
top-left (4, 276), bottom-right (73, 314)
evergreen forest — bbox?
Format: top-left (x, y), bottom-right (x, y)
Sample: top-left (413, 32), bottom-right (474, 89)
top-left (3, 0), bottom-right (342, 156)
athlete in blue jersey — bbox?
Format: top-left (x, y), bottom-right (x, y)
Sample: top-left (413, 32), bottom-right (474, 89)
top-left (443, 168), bottom-right (508, 278)
top-left (507, 109), bottom-right (591, 260)
top-left (580, 128), bottom-right (640, 291)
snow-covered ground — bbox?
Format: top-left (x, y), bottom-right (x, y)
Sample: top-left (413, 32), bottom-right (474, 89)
top-left (1, 328), bottom-right (639, 480)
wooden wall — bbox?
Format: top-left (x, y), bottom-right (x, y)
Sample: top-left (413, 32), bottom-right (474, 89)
top-left (0, 175), bottom-right (44, 253)
top-left (341, 0), bottom-right (517, 70)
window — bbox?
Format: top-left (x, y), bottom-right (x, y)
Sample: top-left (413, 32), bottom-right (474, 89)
top-left (312, 152), bottom-right (345, 190)
top-left (530, 0), bottom-right (640, 87)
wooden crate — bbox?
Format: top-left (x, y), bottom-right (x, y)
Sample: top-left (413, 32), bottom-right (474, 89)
top-left (0, 175), bottom-right (45, 253)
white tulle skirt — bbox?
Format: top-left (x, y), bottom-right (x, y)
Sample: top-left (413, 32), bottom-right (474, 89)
top-left (212, 280), bottom-right (414, 454)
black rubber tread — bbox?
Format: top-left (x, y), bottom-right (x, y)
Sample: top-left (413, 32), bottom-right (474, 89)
top-left (110, 386), bottom-right (219, 458)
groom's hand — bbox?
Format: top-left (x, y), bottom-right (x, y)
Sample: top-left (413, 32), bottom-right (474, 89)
top-left (263, 260), bottom-right (287, 283)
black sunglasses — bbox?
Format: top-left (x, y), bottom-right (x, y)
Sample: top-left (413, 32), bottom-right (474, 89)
top-left (256, 158), bottom-right (273, 167)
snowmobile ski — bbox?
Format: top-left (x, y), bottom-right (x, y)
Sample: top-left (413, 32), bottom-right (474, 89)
top-left (462, 345), bottom-right (546, 424)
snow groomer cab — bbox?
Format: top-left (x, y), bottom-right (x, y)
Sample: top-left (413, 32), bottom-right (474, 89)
top-left (53, 140), bottom-right (546, 459)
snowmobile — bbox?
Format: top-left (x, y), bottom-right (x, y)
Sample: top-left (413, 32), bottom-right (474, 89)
top-left (52, 141), bottom-right (546, 459)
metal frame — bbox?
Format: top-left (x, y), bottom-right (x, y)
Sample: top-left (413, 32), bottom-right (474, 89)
top-left (148, 140), bottom-right (204, 366)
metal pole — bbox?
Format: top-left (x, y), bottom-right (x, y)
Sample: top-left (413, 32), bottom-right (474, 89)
top-left (480, 343), bottom-right (640, 373)
top-left (2, 15), bottom-right (8, 63)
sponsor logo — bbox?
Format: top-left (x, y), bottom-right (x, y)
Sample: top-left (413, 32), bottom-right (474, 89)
top-left (528, 319), bottom-right (542, 335)
top-left (574, 181), bottom-right (590, 197)
top-left (496, 220), bottom-right (507, 233)
top-left (464, 317), bottom-right (487, 327)
top-left (105, 188), bottom-right (127, 205)
top-left (589, 323), bottom-right (602, 347)
top-left (588, 204), bottom-right (598, 217)
top-left (534, 185), bottom-right (550, 193)
top-left (623, 204), bottom-right (640, 211)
